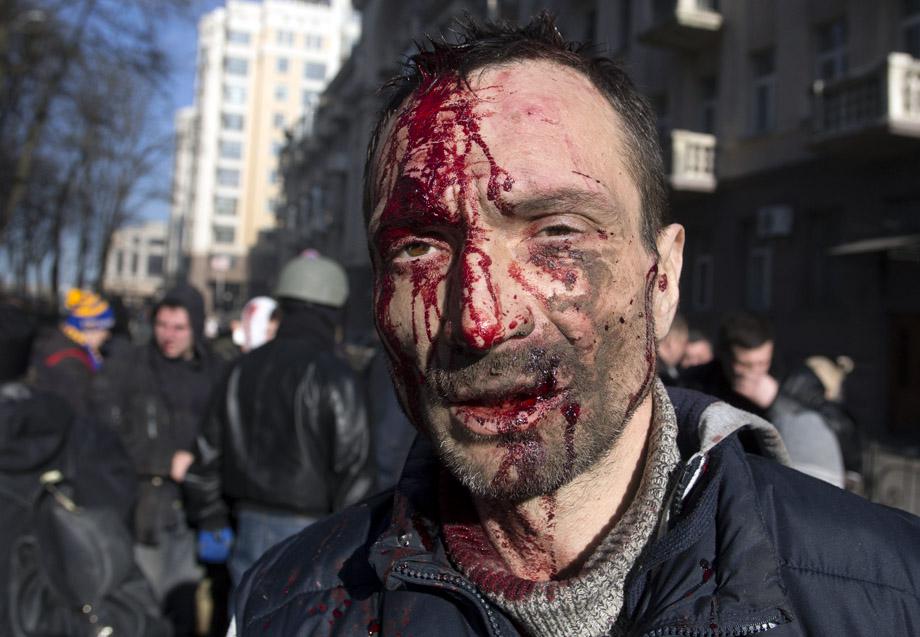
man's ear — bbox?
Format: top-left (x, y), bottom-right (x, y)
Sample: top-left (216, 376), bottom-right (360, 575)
top-left (653, 223), bottom-right (685, 340)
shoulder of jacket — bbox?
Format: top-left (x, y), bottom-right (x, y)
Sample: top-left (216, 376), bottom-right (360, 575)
top-left (236, 490), bottom-right (394, 618)
top-left (742, 451), bottom-right (920, 596)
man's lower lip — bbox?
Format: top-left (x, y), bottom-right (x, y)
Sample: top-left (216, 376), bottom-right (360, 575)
top-left (450, 392), bottom-right (566, 436)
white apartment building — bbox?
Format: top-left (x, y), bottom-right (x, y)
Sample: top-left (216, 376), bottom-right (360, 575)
top-left (104, 220), bottom-right (168, 302)
top-left (170, 0), bottom-right (360, 312)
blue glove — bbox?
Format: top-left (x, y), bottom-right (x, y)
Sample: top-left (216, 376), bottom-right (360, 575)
top-left (198, 527), bottom-right (234, 563)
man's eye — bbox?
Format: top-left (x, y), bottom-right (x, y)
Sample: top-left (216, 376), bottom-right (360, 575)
top-left (402, 242), bottom-right (433, 258)
top-left (537, 225), bottom-right (578, 238)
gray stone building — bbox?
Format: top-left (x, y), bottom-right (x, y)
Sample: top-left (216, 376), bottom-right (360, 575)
top-left (273, 0), bottom-right (920, 443)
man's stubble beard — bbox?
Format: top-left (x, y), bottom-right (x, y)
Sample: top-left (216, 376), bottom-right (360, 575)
top-left (418, 311), bottom-right (656, 503)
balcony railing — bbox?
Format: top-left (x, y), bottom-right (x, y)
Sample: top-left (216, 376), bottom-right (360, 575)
top-left (640, 0), bottom-right (723, 50)
top-left (812, 52), bottom-right (920, 143)
top-left (666, 129), bottom-right (717, 192)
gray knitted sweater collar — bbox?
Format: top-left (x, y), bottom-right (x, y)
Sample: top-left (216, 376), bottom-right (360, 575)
top-left (442, 380), bottom-right (680, 637)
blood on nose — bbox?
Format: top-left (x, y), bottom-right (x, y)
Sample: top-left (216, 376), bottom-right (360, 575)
top-left (458, 245), bottom-right (503, 351)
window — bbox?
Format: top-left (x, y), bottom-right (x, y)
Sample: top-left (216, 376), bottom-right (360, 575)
top-left (224, 56), bottom-right (248, 76)
top-left (217, 168), bottom-right (240, 187)
top-left (227, 30), bottom-right (250, 44)
top-left (692, 254), bottom-right (714, 311)
top-left (221, 112), bottom-right (244, 130)
top-left (904, 0), bottom-right (920, 57)
top-left (269, 170), bottom-right (278, 184)
top-left (745, 247), bottom-right (772, 311)
top-left (302, 90), bottom-right (318, 108)
top-left (815, 19), bottom-right (848, 81)
top-left (275, 84), bottom-right (288, 101)
top-left (304, 34), bottom-right (324, 49)
top-left (148, 238), bottom-right (165, 248)
top-left (147, 255), bottom-right (164, 276)
top-left (273, 112), bottom-right (285, 128)
top-left (700, 76), bottom-right (718, 134)
top-left (304, 61), bottom-right (326, 80)
top-left (271, 142), bottom-right (282, 156)
top-left (219, 139), bottom-right (243, 159)
top-left (213, 225), bottom-right (236, 244)
top-left (130, 253), bottom-right (139, 275)
top-left (276, 30), bottom-right (295, 46)
top-left (222, 84), bottom-right (247, 104)
top-left (116, 251), bottom-right (124, 275)
top-left (750, 49), bottom-right (775, 134)
top-left (277, 57), bottom-right (289, 73)
top-left (215, 196), bottom-right (237, 216)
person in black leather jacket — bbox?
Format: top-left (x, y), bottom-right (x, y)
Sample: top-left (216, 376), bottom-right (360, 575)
top-left (185, 253), bottom-right (373, 585)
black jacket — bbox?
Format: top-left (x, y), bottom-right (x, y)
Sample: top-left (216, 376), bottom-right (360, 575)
top-left (230, 389), bottom-right (920, 636)
top-left (185, 326), bottom-right (373, 530)
top-left (0, 384), bottom-right (137, 632)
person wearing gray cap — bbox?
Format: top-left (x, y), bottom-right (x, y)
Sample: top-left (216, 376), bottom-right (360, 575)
top-left (184, 251), bottom-right (374, 585)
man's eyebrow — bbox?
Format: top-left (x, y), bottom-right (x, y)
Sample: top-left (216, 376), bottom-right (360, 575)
top-left (508, 187), bottom-right (613, 217)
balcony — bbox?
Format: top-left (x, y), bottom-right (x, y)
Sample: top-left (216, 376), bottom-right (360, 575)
top-left (665, 129), bottom-right (717, 193)
top-left (639, 0), bottom-right (723, 51)
top-left (812, 53), bottom-right (920, 152)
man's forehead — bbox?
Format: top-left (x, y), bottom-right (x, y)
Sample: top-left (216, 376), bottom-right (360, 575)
top-left (368, 59), bottom-right (635, 230)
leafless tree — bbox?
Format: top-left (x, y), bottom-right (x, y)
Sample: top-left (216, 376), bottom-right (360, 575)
top-left (0, 0), bottom-right (190, 302)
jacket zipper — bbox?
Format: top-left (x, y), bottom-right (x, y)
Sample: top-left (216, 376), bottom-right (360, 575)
top-left (392, 562), bottom-right (505, 637)
top-left (639, 618), bottom-right (780, 636)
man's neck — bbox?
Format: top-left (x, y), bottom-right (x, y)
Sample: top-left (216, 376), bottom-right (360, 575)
top-left (471, 394), bottom-right (654, 581)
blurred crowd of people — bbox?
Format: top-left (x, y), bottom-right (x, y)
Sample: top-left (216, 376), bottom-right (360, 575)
top-left (1, 250), bottom-right (865, 636)
top-left (0, 251), bottom-right (412, 636)
top-left (656, 312), bottom-right (862, 491)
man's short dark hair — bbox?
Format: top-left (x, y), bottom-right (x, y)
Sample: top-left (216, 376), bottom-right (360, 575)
top-left (363, 12), bottom-right (667, 254)
top-left (718, 312), bottom-right (774, 352)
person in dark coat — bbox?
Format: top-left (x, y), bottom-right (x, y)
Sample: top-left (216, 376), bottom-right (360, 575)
top-left (185, 253), bottom-right (374, 586)
top-left (0, 301), bottom-right (169, 636)
top-left (229, 15), bottom-right (920, 636)
top-left (96, 284), bottom-right (224, 635)
top-left (28, 288), bottom-right (115, 416)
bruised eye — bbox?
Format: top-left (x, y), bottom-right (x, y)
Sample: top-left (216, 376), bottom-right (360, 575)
top-left (537, 224), bottom-right (580, 238)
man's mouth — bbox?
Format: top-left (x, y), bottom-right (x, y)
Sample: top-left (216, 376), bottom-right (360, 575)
top-left (448, 380), bottom-right (568, 436)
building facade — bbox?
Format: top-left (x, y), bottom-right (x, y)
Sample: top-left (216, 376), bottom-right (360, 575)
top-left (104, 220), bottom-right (168, 303)
top-left (169, 0), bottom-right (360, 314)
top-left (278, 0), bottom-right (920, 442)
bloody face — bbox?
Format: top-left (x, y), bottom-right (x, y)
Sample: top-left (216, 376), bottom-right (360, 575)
top-left (368, 61), bottom-right (659, 501)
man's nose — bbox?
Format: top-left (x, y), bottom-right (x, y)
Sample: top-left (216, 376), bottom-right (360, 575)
top-left (453, 245), bottom-right (529, 352)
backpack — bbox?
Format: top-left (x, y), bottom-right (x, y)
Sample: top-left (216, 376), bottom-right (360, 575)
top-left (2, 470), bottom-right (173, 637)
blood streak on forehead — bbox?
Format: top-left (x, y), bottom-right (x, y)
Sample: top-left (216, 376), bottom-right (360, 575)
top-left (374, 72), bottom-right (514, 237)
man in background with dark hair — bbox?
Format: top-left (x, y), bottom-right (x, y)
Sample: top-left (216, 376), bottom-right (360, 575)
top-left (229, 15), bottom-right (919, 637)
top-left (185, 252), bottom-right (373, 586)
top-left (684, 312), bottom-right (778, 416)
top-left (97, 283), bottom-right (223, 635)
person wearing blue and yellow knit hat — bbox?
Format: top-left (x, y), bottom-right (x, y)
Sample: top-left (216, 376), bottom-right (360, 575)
top-left (28, 288), bottom-right (115, 415)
